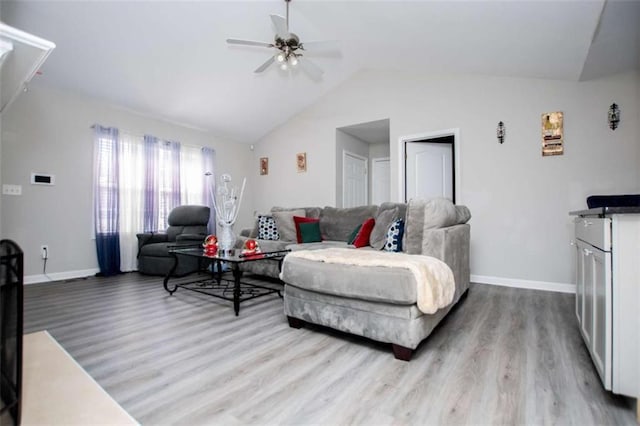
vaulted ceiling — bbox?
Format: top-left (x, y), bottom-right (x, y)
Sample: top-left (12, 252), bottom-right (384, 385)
top-left (2, 1), bottom-right (639, 143)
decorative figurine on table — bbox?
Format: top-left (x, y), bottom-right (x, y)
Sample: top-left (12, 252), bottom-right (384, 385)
top-left (205, 172), bottom-right (246, 257)
top-left (241, 238), bottom-right (261, 256)
top-left (203, 235), bottom-right (218, 256)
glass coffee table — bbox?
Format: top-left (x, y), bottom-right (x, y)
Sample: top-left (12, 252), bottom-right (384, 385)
top-left (164, 248), bottom-right (290, 316)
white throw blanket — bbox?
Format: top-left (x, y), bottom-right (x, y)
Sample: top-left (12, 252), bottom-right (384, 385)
top-left (284, 248), bottom-right (455, 314)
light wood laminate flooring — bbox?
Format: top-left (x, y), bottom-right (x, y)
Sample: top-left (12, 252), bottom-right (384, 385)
top-left (24, 273), bottom-right (636, 425)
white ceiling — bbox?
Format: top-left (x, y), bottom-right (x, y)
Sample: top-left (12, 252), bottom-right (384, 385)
top-left (2, 0), bottom-right (638, 144)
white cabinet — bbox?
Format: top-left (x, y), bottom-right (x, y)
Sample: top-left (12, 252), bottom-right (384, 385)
top-left (575, 235), bottom-right (611, 387)
top-left (573, 214), bottom-right (639, 399)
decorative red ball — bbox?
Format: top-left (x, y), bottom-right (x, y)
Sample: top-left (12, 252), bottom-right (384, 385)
top-left (245, 239), bottom-right (257, 251)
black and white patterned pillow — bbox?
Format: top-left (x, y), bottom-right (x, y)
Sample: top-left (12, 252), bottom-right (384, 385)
top-left (258, 215), bottom-right (279, 240)
top-left (383, 218), bottom-right (404, 252)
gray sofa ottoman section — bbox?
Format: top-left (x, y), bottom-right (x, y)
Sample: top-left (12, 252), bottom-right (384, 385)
top-left (283, 222), bottom-right (470, 361)
top-left (281, 256), bottom-right (417, 304)
top-left (284, 284), bottom-right (458, 355)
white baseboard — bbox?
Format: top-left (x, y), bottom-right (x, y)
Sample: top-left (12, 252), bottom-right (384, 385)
top-left (25, 268), bottom-right (100, 285)
top-left (471, 274), bottom-right (575, 294)
top-left (24, 268), bottom-right (575, 294)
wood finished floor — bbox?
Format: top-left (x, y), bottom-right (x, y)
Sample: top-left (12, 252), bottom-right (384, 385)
top-left (24, 273), bottom-right (635, 425)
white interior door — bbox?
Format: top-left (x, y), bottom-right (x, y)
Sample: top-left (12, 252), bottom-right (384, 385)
top-left (343, 151), bottom-right (367, 207)
top-left (406, 142), bottom-right (453, 201)
top-left (371, 157), bottom-right (390, 205)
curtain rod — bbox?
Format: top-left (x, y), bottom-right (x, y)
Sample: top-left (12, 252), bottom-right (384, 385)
top-left (90, 124), bottom-right (213, 151)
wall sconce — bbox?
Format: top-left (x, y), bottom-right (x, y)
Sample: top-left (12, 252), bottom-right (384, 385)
top-left (608, 103), bottom-right (620, 130)
top-left (497, 121), bottom-right (505, 144)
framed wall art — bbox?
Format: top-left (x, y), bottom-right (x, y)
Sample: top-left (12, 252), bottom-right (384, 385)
top-left (296, 152), bottom-right (307, 173)
top-left (541, 111), bottom-right (564, 156)
top-left (260, 157), bottom-right (268, 175)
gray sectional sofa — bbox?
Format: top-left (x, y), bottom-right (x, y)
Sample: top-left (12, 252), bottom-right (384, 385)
top-left (238, 199), bottom-right (471, 361)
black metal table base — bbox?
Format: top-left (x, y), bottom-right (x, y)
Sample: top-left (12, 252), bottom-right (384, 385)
top-left (163, 249), bottom-right (288, 316)
top-left (167, 275), bottom-right (281, 315)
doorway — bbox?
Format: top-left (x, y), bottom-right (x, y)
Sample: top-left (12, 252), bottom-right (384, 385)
top-left (399, 129), bottom-right (459, 203)
top-left (371, 157), bottom-right (390, 205)
top-left (343, 151), bottom-right (368, 208)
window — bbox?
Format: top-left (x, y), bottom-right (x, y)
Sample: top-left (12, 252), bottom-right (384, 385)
top-left (93, 125), bottom-right (214, 273)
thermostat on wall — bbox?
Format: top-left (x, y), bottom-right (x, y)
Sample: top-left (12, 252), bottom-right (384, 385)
top-left (31, 173), bottom-right (55, 185)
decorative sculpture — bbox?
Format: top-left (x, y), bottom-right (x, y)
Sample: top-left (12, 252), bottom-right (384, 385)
top-left (205, 173), bottom-right (246, 256)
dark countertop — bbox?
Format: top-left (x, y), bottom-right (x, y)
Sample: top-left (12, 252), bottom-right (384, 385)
top-left (570, 206), bottom-right (640, 216)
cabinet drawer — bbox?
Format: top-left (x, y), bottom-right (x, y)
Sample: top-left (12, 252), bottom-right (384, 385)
top-left (575, 217), bottom-right (611, 251)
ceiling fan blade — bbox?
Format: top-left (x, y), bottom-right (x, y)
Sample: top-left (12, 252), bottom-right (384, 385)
top-left (254, 56), bottom-right (276, 73)
top-left (298, 57), bottom-right (324, 80)
top-left (299, 40), bottom-right (340, 52)
top-left (227, 38), bottom-right (273, 48)
top-left (270, 14), bottom-right (288, 39)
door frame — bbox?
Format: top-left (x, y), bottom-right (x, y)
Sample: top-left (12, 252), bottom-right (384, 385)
top-left (397, 128), bottom-right (461, 203)
top-left (371, 156), bottom-right (390, 205)
top-left (342, 150), bottom-right (368, 207)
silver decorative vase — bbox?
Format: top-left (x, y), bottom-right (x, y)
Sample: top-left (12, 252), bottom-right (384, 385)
top-left (218, 222), bottom-right (236, 256)
top-left (206, 173), bottom-right (246, 257)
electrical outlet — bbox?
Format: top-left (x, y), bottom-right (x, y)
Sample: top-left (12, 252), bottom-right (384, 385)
top-left (2, 184), bottom-right (22, 195)
top-left (41, 245), bottom-right (49, 260)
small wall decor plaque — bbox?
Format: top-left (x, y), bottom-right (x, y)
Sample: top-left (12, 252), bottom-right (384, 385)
top-left (260, 157), bottom-right (268, 175)
top-left (296, 152), bottom-right (307, 173)
top-left (541, 111), bottom-right (564, 156)
top-left (608, 103), bottom-right (620, 130)
top-left (497, 121), bottom-right (505, 144)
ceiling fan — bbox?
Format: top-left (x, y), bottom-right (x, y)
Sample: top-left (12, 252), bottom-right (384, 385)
top-left (226, 0), bottom-right (338, 80)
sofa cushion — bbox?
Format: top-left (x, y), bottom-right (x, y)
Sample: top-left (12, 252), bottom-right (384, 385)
top-left (272, 206), bottom-right (322, 219)
top-left (294, 216), bottom-right (319, 243)
top-left (352, 217), bottom-right (376, 248)
top-left (299, 221), bottom-right (322, 243)
top-left (383, 218), bottom-right (405, 252)
top-left (273, 209), bottom-right (305, 242)
top-left (424, 198), bottom-right (458, 230)
top-left (320, 205), bottom-right (378, 242)
top-left (139, 242), bottom-right (175, 257)
top-left (258, 215), bottom-right (279, 240)
top-left (404, 198), bottom-right (460, 254)
top-left (347, 224), bottom-right (362, 245)
top-left (167, 205), bottom-right (210, 226)
top-left (455, 205), bottom-right (472, 224)
top-left (369, 207), bottom-right (400, 250)
top-left (377, 202), bottom-right (407, 223)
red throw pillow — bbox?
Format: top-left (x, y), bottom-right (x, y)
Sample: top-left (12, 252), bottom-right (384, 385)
top-left (293, 216), bottom-right (320, 243)
top-left (352, 217), bottom-right (376, 248)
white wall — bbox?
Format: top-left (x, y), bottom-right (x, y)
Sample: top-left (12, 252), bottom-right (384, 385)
top-left (253, 69), bottom-right (640, 287)
top-left (1, 85), bottom-right (254, 278)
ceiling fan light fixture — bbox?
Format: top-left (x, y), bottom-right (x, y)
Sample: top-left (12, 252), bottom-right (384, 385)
top-left (227, 0), bottom-right (336, 79)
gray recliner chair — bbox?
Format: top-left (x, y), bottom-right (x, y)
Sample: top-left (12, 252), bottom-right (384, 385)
top-left (137, 205), bottom-right (210, 276)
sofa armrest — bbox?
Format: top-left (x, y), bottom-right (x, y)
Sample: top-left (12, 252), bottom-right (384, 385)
top-left (419, 224), bottom-right (470, 297)
top-left (137, 232), bottom-right (168, 247)
top-left (136, 233), bottom-right (169, 258)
